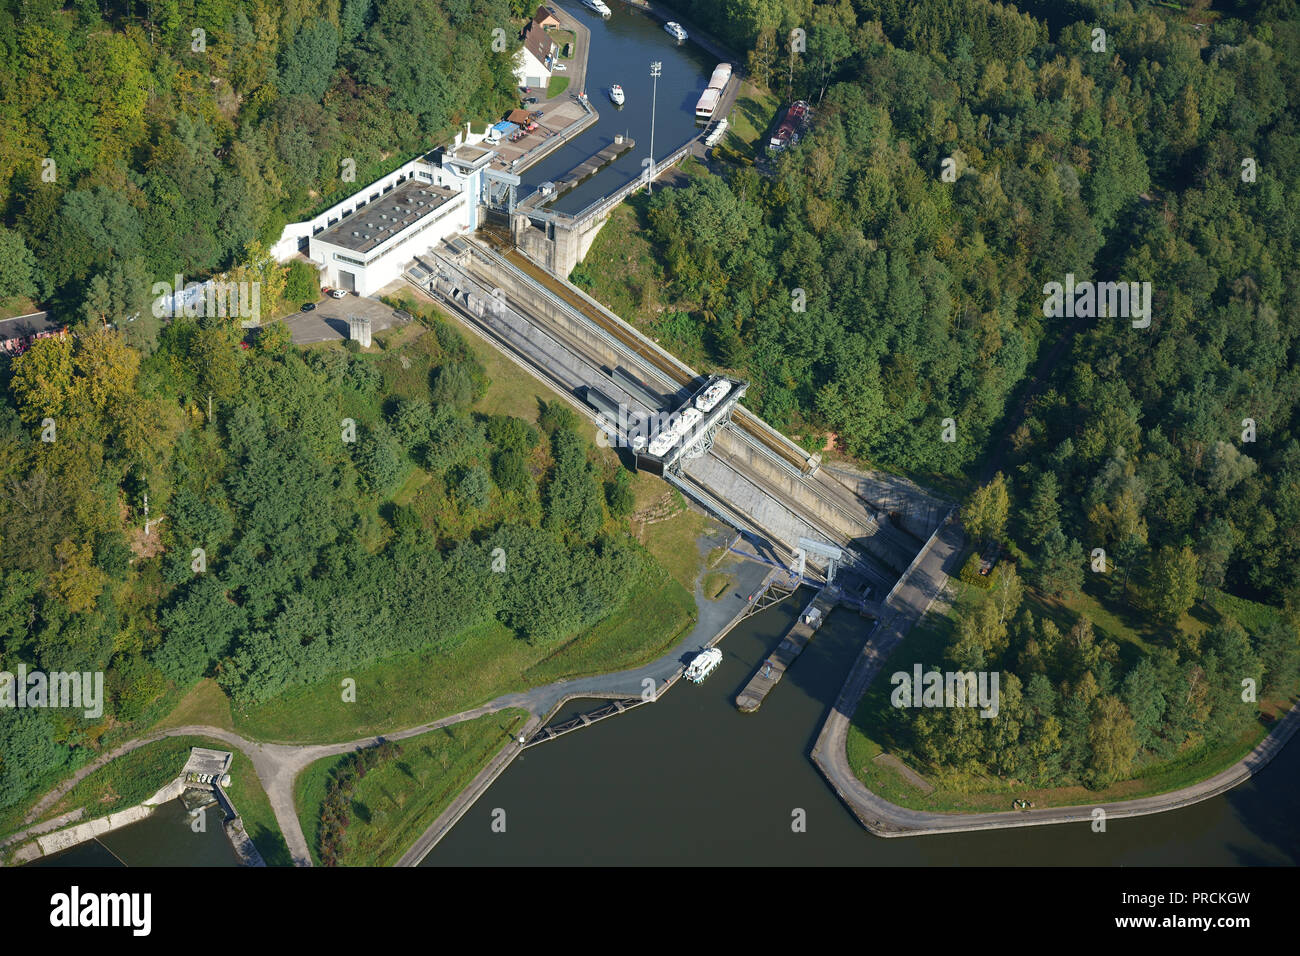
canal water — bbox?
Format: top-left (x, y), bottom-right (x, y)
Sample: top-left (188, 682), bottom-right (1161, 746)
top-left (26, 799), bottom-right (240, 868)
top-left (425, 594), bottom-right (1300, 866)
top-left (520, 0), bottom-right (718, 214)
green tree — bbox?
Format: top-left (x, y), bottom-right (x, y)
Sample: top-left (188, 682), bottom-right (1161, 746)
top-left (1147, 546), bottom-right (1199, 626)
top-left (1086, 695), bottom-right (1139, 788)
top-left (961, 472), bottom-right (1009, 545)
top-left (1025, 471), bottom-right (1060, 547)
top-left (1034, 528), bottom-right (1084, 599)
top-left (0, 225), bottom-right (40, 302)
top-left (279, 18), bottom-right (340, 101)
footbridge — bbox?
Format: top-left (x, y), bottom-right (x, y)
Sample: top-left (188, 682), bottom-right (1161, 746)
top-left (405, 234), bottom-right (947, 587)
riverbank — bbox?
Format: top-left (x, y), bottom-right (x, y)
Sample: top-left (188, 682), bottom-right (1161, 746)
top-left (399, 544), bottom-right (773, 864)
top-left (295, 710), bottom-right (529, 866)
top-left (6, 735), bottom-right (276, 866)
top-left (811, 518), bottom-right (1300, 838)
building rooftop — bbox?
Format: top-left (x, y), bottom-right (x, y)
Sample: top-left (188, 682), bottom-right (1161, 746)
top-left (315, 179), bottom-right (460, 256)
top-left (444, 142), bottom-right (495, 169)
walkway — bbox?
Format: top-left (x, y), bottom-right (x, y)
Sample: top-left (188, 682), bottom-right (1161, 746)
top-left (810, 518), bottom-right (1300, 836)
top-left (13, 557), bottom-right (771, 867)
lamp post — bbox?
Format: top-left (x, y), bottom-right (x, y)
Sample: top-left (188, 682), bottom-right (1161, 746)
top-left (648, 60), bottom-right (661, 194)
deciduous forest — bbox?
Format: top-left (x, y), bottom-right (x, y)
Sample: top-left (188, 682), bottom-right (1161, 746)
top-left (608, 0), bottom-right (1300, 790)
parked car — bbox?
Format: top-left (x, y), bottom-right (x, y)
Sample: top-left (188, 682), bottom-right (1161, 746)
top-left (330, 289), bottom-right (346, 299)
top-left (523, 96), bottom-right (538, 105)
top-left (553, 62), bottom-right (567, 71)
top-left (302, 302), bottom-right (316, 311)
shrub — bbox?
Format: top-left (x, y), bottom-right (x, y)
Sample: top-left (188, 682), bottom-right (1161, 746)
top-left (960, 552), bottom-right (992, 589)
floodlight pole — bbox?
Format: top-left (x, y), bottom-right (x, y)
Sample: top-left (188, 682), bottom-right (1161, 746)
top-left (648, 61), bottom-right (662, 195)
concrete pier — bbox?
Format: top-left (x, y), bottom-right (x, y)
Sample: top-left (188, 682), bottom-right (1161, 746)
top-left (735, 589), bottom-right (838, 713)
top-left (525, 138), bottom-right (636, 208)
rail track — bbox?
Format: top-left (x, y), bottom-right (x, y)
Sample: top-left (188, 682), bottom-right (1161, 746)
top-left (473, 231), bottom-right (819, 477)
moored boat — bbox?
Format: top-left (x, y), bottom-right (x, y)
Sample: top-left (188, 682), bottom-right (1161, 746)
top-left (685, 648), bottom-right (723, 683)
top-left (610, 84), bottom-right (624, 106)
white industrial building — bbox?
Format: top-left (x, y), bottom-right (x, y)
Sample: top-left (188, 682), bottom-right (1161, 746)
top-left (272, 131), bottom-right (498, 298)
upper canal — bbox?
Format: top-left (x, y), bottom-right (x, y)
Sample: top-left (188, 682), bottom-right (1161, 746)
top-left (518, 0), bottom-right (717, 214)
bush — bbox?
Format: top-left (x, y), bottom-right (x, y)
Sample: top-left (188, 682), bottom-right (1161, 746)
top-left (485, 414), bottom-right (539, 454)
top-left (492, 449), bottom-right (533, 497)
top-left (346, 357), bottom-right (382, 393)
top-left (538, 400), bottom-right (579, 436)
top-left (605, 470), bottom-right (635, 517)
top-left (455, 465), bottom-right (491, 511)
top-left (960, 552), bottom-right (993, 589)
top-left (283, 259), bottom-right (320, 304)
top-left (431, 361), bottom-right (479, 409)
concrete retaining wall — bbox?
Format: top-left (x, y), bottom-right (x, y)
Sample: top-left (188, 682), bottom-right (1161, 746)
top-left (10, 777), bottom-right (185, 864)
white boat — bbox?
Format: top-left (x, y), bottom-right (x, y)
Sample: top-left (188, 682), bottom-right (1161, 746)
top-left (609, 84), bottom-right (624, 106)
top-left (664, 21), bottom-right (688, 41)
top-left (583, 0), bottom-right (611, 16)
top-left (694, 378), bottom-right (731, 410)
top-left (694, 87), bottom-right (721, 120)
top-left (647, 430), bottom-right (677, 457)
top-left (685, 648), bottom-right (722, 683)
top-left (704, 119), bottom-right (729, 148)
top-left (677, 406), bottom-right (703, 433)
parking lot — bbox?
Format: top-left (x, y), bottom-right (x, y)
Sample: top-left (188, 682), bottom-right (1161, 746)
top-left (281, 293), bottom-right (410, 345)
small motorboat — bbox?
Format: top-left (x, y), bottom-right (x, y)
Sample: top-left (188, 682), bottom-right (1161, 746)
top-left (664, 21), bottom-right (688, 42)
top-left (609, 84), bottom-right (625, 106)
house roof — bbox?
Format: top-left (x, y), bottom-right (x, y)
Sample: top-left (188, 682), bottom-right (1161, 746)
top-left (521, 21), bottom-right (556, 68)
top-left (533, 6), bottom-right (560, 28)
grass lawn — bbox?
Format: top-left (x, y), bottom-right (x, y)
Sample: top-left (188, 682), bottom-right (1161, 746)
top-left (845, 579), bottom-right (1296, 813)
top-left (547, 75), bottom-right (570, 98)
top-left (0, 295), bottom-right (40, 320)
top-left (231, 562), bottom-right (693, 743)
top-left (701, 570), bottom-right (734, 600)
top-left (295, 710), bottom-right (528, 866)
top-left (11, 735), bottom-right (290, 866)
top-left (553, 29), bottom-right (576, 57)
top-left (151, 679), bottom-right (234, 732)
top-left (724, 82), bottom-right (780, 155)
